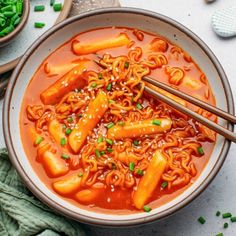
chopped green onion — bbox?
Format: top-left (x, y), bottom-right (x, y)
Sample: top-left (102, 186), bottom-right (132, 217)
top-left (197, 146), bottom-right (204, 155)
top-left (129, 162), bottom-right (135, 172)
top-left (216, 211), bottom-right (221, 217)
top-left (78, 172), bottom-right (83, 177)
top-left (107, 148), bottom-right (113, 153)
top-left (34, 22), bottom-right (45, 28)
top-left (34, 136), bottom-right (43, 146)
top-left (0, 1), bottom-right (25, 38)
top-left (13, 17), bottom-right (20, 26)
top-left (216, 234), bottom-right (223, 236)
top-left (222, 213), bottom-right (232, 218)
top-left (152, 119), bottom-right (161, 126)
top-left (0, 18), bottom-right (6, 27)
top-left (118, 121), bottom-right (125, 126)
top-left (16, 2), bottom-right (23, 15)
top-left (10, 13), bottom-right (19, 24)
top-left (137, 169), bottom-right (143, 176)
top-left (0, 25), bottom-right (14, 36)
top-left (91, 82), bottom-right (97, 88)
top-left (161, 181), bottom-right (168, 189)
top-left (143, 205), bottom-right (152, 212)
top-left (34, 5), bottom-right (45, 12)
top-left (223, 222), bottom-right (228, 229)
top-left (136, 103), bottom-right (142, 110)
top-left (97, 136), bottom-right (103, 143)
top-left (106, 83), bottom-right (112, 91)
top-left (231, 216), bottom-right (236, 222)
top-left (98, 73), bottom-right (103, 80)
top-left (133, 140), bottom-right (139, 146)
top-left (1, 5), bottom-right (13, 12)
top-left (50, 0), bottom-right (55, 6)
top-left (124, 61), bottom-right (129, 69)
top-left (53, 3), bottom-right (62, 12)
top-left (12, 5), bottom-right (17, 13)
top-left (106, 138), bottom-right (113, 145)
top-left (198, 216), bottom-right (206, 224)
top-left (106, 122), bottom-right (114, 129)
top-left (3, 12), bottom-right (15, 18)
top-left (108, 99), bottom-right (114, 104)
top-left (100, 150), bottom-right (105, 155)
top-left (60, 138), bottom-right (66, 146)
top-left (67, 117), bottom-right (73, 123)
top-left (65, 128), bottom-right (72, 135)
top-left (61, 153), bottom-right (70, 159)
top-left (95, 149), bottom-right (101, 158)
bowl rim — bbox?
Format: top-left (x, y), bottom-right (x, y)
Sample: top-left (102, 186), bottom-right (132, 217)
top-left (3, 7), bottom-right (234, 226)
top-left (0, 0), bottom-right (30, 45)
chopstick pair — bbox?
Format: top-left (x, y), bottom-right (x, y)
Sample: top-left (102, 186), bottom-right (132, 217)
top-left (143, 77), bottom-right (236, 142)
top-left (94, 59), bottom-right (236, 142)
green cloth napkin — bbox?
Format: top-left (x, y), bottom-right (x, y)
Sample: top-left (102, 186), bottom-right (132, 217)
top-left (0, 148), bottom-right (85, 236)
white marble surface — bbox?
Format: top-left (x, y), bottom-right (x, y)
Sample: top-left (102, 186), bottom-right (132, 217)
top-left (1, 0), bottom-right (236, 235)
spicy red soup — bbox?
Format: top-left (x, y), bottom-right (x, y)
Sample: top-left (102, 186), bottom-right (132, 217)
top-left (20, 27), bottom-right (216, 214)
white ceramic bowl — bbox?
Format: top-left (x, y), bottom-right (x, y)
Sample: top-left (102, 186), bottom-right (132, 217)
top-left (3, 8), bottom-right (234, 226)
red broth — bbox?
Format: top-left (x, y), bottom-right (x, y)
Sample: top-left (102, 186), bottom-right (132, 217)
top-left (20, 27), bottom-right (216, 214)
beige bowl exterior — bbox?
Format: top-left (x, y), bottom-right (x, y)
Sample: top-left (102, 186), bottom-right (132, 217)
top-left (3, 8), bottom-right (234, 226)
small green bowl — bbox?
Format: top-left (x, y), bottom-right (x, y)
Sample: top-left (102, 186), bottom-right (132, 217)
top-left (0, 0), bottom-right (30, 47)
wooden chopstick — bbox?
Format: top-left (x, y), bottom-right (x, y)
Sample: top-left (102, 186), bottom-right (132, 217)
top-left (93, 59), bottom-right (236, 142)
top-left (144, 85), bottom-right (236, 142)
top-left (143, 76), bottom-right (236, 123)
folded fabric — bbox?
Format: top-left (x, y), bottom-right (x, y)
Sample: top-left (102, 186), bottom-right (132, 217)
top-left (212, 6), bottom-right (236, 37)
top-left (0, 148), bottom-right (85, 236)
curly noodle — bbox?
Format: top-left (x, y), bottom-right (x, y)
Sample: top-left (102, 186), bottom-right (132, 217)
top-left (26, 47), bottom-right (214, 200)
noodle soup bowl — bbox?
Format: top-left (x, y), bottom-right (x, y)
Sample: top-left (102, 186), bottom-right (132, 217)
top-left (3, 8), bottom-right (234, 226)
